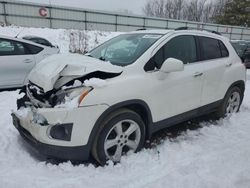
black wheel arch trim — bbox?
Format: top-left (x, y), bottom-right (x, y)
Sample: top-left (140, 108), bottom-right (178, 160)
top-left (87, 99), bottom-right (154, 149)
top-left (225, 80), bottom-right (245, 102)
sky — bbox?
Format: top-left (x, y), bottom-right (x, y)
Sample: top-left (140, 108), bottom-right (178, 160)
top-left (12, 0), bottom-right (148, 15)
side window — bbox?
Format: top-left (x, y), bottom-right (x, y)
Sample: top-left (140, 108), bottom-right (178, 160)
top-left (145, 35), bottom-right (197, 71)
top-left (0, 39), bottom-right (14, 56)
top-left (0, 38), bottom-right (27, 56)
top-left (219, 41), bottom-right (229, 57)
top-left (15, 42), bottom-right (25, 55)
top-left (199, 37), bottom-right (221, 60)
top-left (25, 43), bottom-right (43, 54)
top-left (163, 35), bottom-right (197, 65)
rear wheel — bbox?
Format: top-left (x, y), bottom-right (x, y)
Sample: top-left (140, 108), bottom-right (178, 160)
top-left (92, 109), bottom-right (145, 165)
top-left (215, 86), bottom-right (243, 118)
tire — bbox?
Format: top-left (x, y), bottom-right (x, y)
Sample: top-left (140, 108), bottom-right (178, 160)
top-left (215, 86), bottom-right (243, 118)
top-left (92, 109), bottom-right (146, 165)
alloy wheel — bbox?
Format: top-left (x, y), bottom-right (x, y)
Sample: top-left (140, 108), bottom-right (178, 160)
top-left (226, 91), bottom-right (241, 114)
top-left (104, 119), bottom-right (141, 162)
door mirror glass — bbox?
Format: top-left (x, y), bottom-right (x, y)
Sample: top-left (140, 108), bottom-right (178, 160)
top-left (160, 58), bottom-right (184, 73)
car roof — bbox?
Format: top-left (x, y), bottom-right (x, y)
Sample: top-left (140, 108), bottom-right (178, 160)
top-left (128, 29), bottom-right (228, 41)
top-left (22, 35), bottom-right (49, 40)
top-left (129, 29), bottom-right (173, 35)
top-left (0, 34), bottom-right (46, 48)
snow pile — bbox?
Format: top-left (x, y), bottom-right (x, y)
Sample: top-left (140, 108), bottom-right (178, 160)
top-left (55, 95), bottom-right (80, 109)
top-left (62, 80), bottom-right (82, 90)
top-left (56, 78), bottom-right (107, 108)
top-left (0, 26), bottom-right (121, 54)
top-left (69, 30), bottom-right (121, 54)
top-left (14, 107), bottom-right (31, 118)
top-left (84, 78), bottom-right (107, 88)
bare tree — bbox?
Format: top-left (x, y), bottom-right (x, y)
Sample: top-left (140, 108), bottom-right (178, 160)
top-left (173, 0), bottom-right (185, 19)
top-left (142, 0), bottom-right (227, 23)
top-left (203, 1), bottom-right (214, 22)
top-left (164, 0), bottom-right (174, 18)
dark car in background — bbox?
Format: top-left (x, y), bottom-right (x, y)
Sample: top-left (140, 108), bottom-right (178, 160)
top-left (231, 40), bottom-right (250, 68)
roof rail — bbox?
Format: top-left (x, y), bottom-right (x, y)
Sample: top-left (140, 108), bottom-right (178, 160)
top-left (175, 27), bottom-right (188, 31)
top-left (211, 31), bottom-right (222, 35)
top-left (174, 27), bottom-right (222, 36)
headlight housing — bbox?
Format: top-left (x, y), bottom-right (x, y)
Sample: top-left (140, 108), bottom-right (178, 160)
top-left (55, 86), bottom-right (93, 107)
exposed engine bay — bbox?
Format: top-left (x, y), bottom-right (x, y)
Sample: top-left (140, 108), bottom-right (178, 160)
top-left (17, 71), bottom-right (121, 109)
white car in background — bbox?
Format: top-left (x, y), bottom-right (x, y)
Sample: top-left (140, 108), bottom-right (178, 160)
top-left (12, 29), bottom-right (246, 165)
top-left (0, 35), bottom-right (59, 89)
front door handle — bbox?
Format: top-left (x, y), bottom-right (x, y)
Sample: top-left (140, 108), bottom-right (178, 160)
top-left (226, 63), bottom-right (232, 67)
top-left (23, 59), bottom-right (32, 63)
top-left (193, 72), bottom-right (203, 77)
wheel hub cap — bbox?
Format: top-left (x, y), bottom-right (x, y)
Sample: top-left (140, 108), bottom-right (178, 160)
top-left (104, 120), bottom-right (141, 162)
top-left (226, 91), bottom-right (240, 115)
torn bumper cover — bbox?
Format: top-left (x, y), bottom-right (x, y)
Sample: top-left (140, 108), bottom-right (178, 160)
top-left (12, 104), bottom-right (109, 161)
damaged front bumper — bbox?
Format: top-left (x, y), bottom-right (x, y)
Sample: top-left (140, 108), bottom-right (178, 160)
top-left (12, 104), bottom-right (109, 161)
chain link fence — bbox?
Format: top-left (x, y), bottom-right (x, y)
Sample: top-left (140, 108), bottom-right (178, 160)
top-left (0, 0), bottom-right (249, 40)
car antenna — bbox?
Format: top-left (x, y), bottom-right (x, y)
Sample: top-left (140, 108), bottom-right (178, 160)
top-left (14, 27), bottom-right (25, 38)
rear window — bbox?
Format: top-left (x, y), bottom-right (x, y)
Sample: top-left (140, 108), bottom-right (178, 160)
top-left (219, 41), bottom-right (229, 57)
top-left (199, 36), bottom-right (229, 61)
top-left (25, 43), bottom-right (43, 54)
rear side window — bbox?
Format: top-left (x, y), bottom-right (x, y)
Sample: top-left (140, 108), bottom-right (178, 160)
top-left (29, 38), bottom-right (53, 47)
top-left (25, 43), bottom-right (43, 54)
top-left (199, 37), bottom-right (229, 61)
top-left (199, 37), bottom-right (221, 60)
top-left (219, 41), bottom-right (229, 57)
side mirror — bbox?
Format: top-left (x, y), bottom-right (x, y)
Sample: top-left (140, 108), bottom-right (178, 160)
top-left (160, 58), bottom-right (184, 73)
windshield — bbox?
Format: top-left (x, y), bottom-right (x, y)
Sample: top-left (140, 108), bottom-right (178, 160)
top-left (88, 33), bottom-right (163, 66)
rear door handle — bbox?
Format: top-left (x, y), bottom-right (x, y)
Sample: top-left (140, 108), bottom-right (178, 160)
top-left (226, 63), bottom-right (232, 67)
top-left (23, 59), bottom-right (33, 63)
top-left (193, 72), bottom-right (203, 77)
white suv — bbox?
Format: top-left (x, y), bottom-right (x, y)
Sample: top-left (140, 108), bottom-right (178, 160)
top-left (12, 29), bottom-right (246, 165)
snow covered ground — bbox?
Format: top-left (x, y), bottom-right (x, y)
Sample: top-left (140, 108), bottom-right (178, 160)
top-left (0, 26), bottom-right (250, 188)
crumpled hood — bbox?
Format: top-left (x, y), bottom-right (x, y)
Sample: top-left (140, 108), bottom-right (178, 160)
top-left (28, 54), bottom-right (123, 92)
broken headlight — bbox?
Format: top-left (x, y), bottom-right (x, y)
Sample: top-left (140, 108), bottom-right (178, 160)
top-left (55, 86), bottom-right (93, 107)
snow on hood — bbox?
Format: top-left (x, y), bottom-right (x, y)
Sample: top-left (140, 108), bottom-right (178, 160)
top-left (28, 54), bottom-right (123, 92)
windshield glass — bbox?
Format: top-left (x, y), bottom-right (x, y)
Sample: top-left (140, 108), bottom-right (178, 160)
top-left (89, 33), bottom-right (163, 66)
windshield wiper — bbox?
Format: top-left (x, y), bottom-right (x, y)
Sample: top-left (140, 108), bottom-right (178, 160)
top-left (99, 56), bottom-right (106, 61)
top-left (85, 54), bottom-right (107, 62)
top-left (85, 53), bottom-right (93, 57)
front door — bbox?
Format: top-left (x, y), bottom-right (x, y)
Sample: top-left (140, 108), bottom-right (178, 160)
top-left (145, 34), bottom-right (204, 122)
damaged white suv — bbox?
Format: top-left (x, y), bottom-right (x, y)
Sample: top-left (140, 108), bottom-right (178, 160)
top-left (12, 29), bottom-right (246, 165)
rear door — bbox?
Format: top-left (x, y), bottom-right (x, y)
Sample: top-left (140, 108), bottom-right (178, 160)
top-left (198, 36), bottom-right (230, 106)
top-left (0, 38), bottom-right (36, 88)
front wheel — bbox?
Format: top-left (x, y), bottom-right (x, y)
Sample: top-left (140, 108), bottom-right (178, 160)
top-left (92, 109), bottom-right (145, 165)
top-left (215, 86), bottom-right (243, 118)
